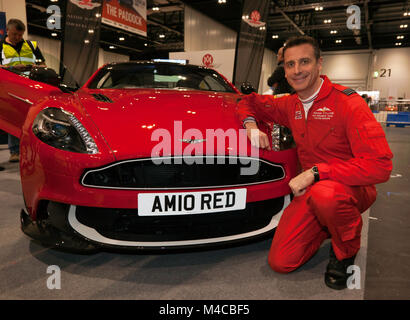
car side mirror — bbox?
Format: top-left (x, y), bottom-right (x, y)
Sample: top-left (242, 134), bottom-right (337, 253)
top-left (29, 67), bottom-right (61, 87)
top-left (240, 82), bottom-right (256, 95)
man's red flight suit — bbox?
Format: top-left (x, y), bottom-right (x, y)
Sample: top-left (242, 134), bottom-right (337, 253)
top-left (237, 76), bottom-right (393, 272)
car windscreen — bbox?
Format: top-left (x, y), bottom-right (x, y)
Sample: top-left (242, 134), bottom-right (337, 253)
top-left (87, 63), bottom-right (236, 93)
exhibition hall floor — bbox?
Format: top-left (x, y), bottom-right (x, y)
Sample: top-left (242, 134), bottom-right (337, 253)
top-left (0, 127), bottom-right (408, 300)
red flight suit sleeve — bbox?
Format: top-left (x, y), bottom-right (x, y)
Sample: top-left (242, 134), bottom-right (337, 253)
top-left (316, 95), bottom-right (393, 186)
top-left (237, 92), bottom-right (290, 128)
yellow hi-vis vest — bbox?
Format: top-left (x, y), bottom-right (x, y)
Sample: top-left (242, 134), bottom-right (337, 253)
top-left (1, 40), bottom-right (37, 66)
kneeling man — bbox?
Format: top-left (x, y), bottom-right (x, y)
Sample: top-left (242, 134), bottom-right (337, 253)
top-left (237, 35), bottom-right (393, 290)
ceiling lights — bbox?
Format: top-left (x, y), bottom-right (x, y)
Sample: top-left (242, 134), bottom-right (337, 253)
top-left (152, 7), bottom-right (160, 11)
top-left (404, 12), bottom-right (410, 16)
top-left (395, 42), bottom-right (402, 46)
top-left (324, 19), bottom-right (332, 24)
top-left (272, 35), bottom-right (279, 39)
top-left (397, 35), bottom-right (404, 39)
top-left (400, 24), bottom-right (408, 28)
top-left (330, 30), bottom-right (338, 34)
top-left (315, 7), bottom-right (323, 11)
top-left (218, 0), bottom-right (227, 4)
top-left (335, 39), bottom-right (342, 43)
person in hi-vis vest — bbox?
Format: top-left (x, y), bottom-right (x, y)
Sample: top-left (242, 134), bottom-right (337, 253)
top-left (0, 19), bottom-right (46, 163)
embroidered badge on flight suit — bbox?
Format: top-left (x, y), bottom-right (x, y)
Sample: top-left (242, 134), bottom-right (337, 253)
top-left (312, 106), bottom-right (335, 120)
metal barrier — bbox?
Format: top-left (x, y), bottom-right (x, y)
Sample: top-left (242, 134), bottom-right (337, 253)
top-left (370, 99), bottom-right (410, 127)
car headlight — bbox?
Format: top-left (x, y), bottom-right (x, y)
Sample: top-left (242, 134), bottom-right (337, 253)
top-left (271, 124), bottom-right (295, 151)
top-left (32, 107), bottom-right (99, 154)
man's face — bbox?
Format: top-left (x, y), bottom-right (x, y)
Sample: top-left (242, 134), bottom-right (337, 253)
top-left (7, 26), bottom-right (24, 45)
top-left (283, 43), bottom-right (322, 99)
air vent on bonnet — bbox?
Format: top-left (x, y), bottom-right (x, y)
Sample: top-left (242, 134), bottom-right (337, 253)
top-left (91, 93), bottom-right (113, 103)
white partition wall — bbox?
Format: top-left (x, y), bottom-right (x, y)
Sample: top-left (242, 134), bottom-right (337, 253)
top-left (321, 50), bottom-right (371, 91)
top-left (182, 6), bottom-right (276, 91)
top-left (184, 5), bottom-right (236, 51)
top-left (0, 0), bottom-right (27, 37)
top-left (320, 48), bottom-right (410, 99)
top-left (372, 47), bottom-right (410, 99)
top-left (27, 34), bottom-right (61, 72)
top-left (98, 49), bottom-right (130, 68)
top-left (259, 48), bottom-right (277, 94)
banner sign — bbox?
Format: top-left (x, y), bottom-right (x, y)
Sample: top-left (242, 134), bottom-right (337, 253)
top-left (233, 0), bottom-right (270, 91)
top-left (62, 0), bottom-right (103, 86)
top-left (0, 12), bottom-right (6, 41)
top-left (102, 0), bottom-right (147, 37)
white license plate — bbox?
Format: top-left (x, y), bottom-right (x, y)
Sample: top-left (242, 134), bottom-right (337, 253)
top-left (138, 189), bottom-right (247, 216)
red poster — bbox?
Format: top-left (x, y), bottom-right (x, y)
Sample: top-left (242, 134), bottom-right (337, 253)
top-left (102, 0), bottom-right (147, 36)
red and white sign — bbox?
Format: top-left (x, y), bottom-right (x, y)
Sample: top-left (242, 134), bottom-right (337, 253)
top-left (243, 10), bottom-right (266, 28)
top-left (102, 0), bottom-right (147, 37)
top-left (70, 0), bottom-right (101, 10)
top-left (170, 49), bottom-right (235, 81)
top-left (202, 54), bottom-right (214, 68)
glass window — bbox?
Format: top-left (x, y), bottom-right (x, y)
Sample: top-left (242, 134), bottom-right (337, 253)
top-left (88, 63), bottom-right (235, 93)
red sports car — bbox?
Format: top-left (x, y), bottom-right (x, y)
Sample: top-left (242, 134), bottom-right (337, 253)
top-left (0, 61), bottom-right (298, 252)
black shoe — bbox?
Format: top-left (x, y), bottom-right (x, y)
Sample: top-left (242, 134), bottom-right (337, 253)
top-left (325, 246), bottom-right (356, 290)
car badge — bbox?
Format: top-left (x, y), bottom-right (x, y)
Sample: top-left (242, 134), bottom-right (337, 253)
top-left (180, 138), bottom-right (206, 144)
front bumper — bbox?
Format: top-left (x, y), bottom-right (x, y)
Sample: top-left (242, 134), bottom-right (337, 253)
top-left (21, 195), bottom-right (290, 253)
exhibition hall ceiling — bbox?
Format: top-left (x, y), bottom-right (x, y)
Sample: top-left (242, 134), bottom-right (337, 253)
top-left (24, 0), bottom-right (409, 57)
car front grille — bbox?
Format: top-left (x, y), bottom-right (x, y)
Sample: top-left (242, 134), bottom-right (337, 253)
top-left (74, 196), bottom-right (285, 242)
top-left (81, 156), bottom-right (285, 190)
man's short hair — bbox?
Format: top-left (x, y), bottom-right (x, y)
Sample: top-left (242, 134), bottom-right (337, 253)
top-left (7, 19), bottom-right (26, 32)
top-left (283, 35), bottom-right (321, 60)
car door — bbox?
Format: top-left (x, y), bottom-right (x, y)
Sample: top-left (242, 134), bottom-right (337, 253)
top-left (0, 68), bottom-right (63, 138)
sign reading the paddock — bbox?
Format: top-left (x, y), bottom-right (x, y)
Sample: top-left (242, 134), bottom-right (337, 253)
top-left (233, 0), bottom-right (270, 91)
top-left (102, 0), bottom-right (147, 37)
top-left (63, 0), bottom-right (103, 86)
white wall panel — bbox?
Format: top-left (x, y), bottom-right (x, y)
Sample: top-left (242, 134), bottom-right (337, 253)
top-left (372, 47), bottom-right (410, 99)
top-left (320, 48), bottom-right (410, 99)
top-left (27, 34), bottom-right (61, 72)
top-left (321, 50), bottom-right (371, 91)
top-left (259, 48), bottom-right (277, 94)
top-left (98, 49), bottom-right (130, 68)
top-left (0, 0), bottom-right (27, 37)
top-left (184, 5), bottom-right (236, 51)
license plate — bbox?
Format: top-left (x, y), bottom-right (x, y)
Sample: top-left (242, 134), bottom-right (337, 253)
top-left (138, 189), bottom-right (247, 216)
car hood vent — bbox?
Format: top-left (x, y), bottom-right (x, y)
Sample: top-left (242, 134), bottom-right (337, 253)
top-left (91, 93), bottom-right (113, 103)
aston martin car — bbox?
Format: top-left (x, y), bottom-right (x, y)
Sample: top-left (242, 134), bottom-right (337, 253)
top-left (0, 61), bottom-right (298, 252)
